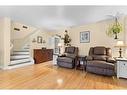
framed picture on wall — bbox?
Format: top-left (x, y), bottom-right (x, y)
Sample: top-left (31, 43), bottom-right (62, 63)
top-left (37, 36), bottom-right (43, 43)
top-left (80, 31), bottom-right (90, 43)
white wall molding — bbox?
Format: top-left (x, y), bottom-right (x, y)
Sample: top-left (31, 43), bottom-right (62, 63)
top-left (0, 66), bottom-right (3, 69)
top-left (0, 66), bottom-right (8, 70)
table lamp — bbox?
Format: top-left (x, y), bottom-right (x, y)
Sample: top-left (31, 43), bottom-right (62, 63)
top-left (58, 43), bottom-right (62, 54)
top-left (115, 41), bottom-right (125, 58)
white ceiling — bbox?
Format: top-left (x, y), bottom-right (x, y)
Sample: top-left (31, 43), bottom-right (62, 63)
top-left (0, 6), bottom-right (127, 31)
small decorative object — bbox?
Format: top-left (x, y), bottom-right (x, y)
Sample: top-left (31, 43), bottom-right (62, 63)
top-left (80, 31), bottom-right (90, 43)
top-left (42, 47), bottom-right (46, 49)
top-left (107, 17), bottom-right (123, 39)
top-left (37, 36), bottom-right (43, 43)
top-left (42, 40), bottom-right (46, 44)
top-left (42, 40), bottom-right (46, 48)
top-left (32, 38), bottom-right (36, 43)
top-left (14, 28), bottom-right (20, 31)
top-left (22, 25), bottom-right (28, 29)
top-left (114, 41), bottom-right (126, 58)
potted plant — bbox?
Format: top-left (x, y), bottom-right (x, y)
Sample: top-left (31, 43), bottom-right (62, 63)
top-left (55, 30), bottom-right (71, 46)
top-left (63, 30), bottom-right (71, 46)
top-left (107, 17), bottom-right (123, 39)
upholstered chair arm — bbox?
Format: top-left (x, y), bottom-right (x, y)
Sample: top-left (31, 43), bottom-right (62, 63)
top-left (86, 56), bottom-right (93, 61)
top-left (106, 57), bottom-right (116, 63)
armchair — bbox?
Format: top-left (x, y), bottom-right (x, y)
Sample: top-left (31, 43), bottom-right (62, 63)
top-left (86, 46), bottom-right (116, 76)
top-left (57, 46), bottom-right (78, 69)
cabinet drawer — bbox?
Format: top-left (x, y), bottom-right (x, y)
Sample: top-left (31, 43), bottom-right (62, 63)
top-left (120, 62), bottom-right (127, 67)
top-left (120, 61), bottom-right (127, 67)
top-left (34, 49), bottom-right (53, 64)
top-left (119, 61), bottom-right (127, 77)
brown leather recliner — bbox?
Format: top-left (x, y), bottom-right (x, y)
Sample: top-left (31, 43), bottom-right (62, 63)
top-left (86, 46), bottom-right (116, 76)
top-left (57, 46), bottom-right (78, 69)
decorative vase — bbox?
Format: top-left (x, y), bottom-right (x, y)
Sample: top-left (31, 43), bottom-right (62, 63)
top-left (114, 33), bottom-right (118, 39)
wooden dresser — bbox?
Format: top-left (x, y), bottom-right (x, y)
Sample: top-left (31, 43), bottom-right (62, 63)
top-left (34, 49), bottom-right (53, 64)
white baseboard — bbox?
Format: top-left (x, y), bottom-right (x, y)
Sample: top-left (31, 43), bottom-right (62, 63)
top-left (0, 63), bottom-right (34, 70)
top-left (0, 66), bottom-right (8, 70)
top-left (7, 62), bottom-right (34, 69)
top-left (0, 57), bottom-right (35, 70)
top-left (0, 65), bottom-right (3, 69)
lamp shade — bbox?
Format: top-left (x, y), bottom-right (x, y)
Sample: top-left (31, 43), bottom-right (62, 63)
top-left (116, 41), bottom-right (124, 47)
top-left (58, 43), bottom-right (62, 47)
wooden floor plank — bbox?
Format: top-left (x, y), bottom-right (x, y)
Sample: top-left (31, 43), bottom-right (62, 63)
top-left (0, 61), bottom-right (127, 89)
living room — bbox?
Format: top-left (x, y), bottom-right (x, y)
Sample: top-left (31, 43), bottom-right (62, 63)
top-left (0, 0), bottom-right (127, 94)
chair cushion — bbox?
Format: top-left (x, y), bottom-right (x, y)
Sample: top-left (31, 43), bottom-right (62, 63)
top-left (57, 61), bottom-right (74, 69)
top-left (94, 47), bottom-right (106, 55)
top-left (93, 55), bottom-right (106, 61)
top-left (57, 57), bottom-right (74, 63)
top-left (66, 53), bottom-right (76, 58)
top-left (86, 66), bottom-right (115, 76)
top-left (65, 47), bottom-right (75, 54)
top-left (87, 60), bottom-right (114, 70)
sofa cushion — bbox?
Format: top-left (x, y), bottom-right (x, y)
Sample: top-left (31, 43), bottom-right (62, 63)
top-left (57, 57), bottom-right (74, 63)
top-left (94, 47), bottom-right (106, 55)
top-left (65, 47), bottom-right (75, 54)
top-left (86, 66), bottom-right (115, 76)
top-left (87, 60), bottom-right (114, 70)
top-left (93, 55), bottom-right (106, 61)
top-left (57, 61), bottom-right (74, 69)
top-left (66, 53), bottom-right (76, 58)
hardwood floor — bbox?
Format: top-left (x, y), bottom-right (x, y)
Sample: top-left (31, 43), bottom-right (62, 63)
top-left (0, 61), bottom-right (127, 89)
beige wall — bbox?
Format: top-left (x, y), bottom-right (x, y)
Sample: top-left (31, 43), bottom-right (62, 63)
top-left (11, 21), bottom-right (37, 50)
top-left (11, 21), bottom-right (53, 51)
top-left (0, 18), bottom-right (4, 68)
top-left (0, 16), bottom-right (126, 69)
top-left (11, 21), bottom-right (54, 60)
top-left (29, 30), bottom-right (53, 57)
top-left (11, 21), bottom-right (36, 40)
top-left (0, 17), bottom-right (11, 69)
top-left (51, 17), bottom-right (125, 57)
top-left (30, 30), bottom-right (53, 49)
top-left (123, 16), bottom-right (127, 57)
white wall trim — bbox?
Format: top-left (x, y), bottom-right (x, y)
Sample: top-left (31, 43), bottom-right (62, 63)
top-left (0, 66), bottom-right (3, 69)
top-left (0, 66), bottom-right (9, 70)
top-left (0, 63), bottom-right (35, 70)
top-left (7, 62), bottom-right (34, 69)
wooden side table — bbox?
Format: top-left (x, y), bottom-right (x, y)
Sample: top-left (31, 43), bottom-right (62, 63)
top-left (116, 58), bottom-right (127, 79)
top-left (76, 55), bottom-right (87, 72)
